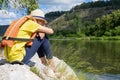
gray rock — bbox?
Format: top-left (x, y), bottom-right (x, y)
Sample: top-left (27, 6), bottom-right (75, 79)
top-left (0, 53), bottom-right (79, 80)
top-left (0, 64), bottom-right (42, 80)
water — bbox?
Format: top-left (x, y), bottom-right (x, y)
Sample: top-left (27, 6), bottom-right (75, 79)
top-left (0, 40), bottom-right (120, 79)
top-left (50, 40), bottom-right (120, 80)
top-left (76, 72), bottom-right (120, 80)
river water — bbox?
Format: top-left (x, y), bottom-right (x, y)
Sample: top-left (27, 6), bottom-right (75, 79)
top-left (50, 39), bottom-right (120, 80)
top-left (0, 39), bottom-right (120, 80)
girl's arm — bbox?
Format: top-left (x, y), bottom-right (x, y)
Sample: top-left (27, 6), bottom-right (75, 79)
top-left (37, 26), bottom-right (54, 34)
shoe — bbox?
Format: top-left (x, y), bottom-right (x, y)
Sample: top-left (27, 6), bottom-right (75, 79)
top-left (10, 61), bottom-right (24, 65)
top-left (26, 60), bottom-right (35, 67)
top-left (0, 59), bottom-right (9, 65)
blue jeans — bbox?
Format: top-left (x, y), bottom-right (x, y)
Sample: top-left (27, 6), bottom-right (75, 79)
top-left (22, 36), bottom-right (53, 64)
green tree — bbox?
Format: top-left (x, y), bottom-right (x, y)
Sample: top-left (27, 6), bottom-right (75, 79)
top-left (0, 0), bottom-right (8, 9)
top-left (93, 10), bottom-right (120, 36)
top-left (12, 0), bottom-right (39, 14)
top-left (72, 15), bottom-right (82, 33)
top-left (0, 0), bottom-right (39, 14)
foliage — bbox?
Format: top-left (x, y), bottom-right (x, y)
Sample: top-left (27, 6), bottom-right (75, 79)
top-left (79, 9), bottom-right (120, 37)
top-left (26, 0), bottom-right (39, 14)
top-left (12, 0), bottom-right (39, 14)
top-left (30, 66), bottom-right (44, 80)
top-left (93, 10), bottom-right (120, 36)
top-left (48, 0), bottom-right (120, 38)
top-left (50, 9), bottom-right (120, 37)
top-left (72, 15), bottom-right (82, 33)
top-left (71, 0), bottom-right (120, 11)
top-left (64, 12), bottom-right (77, 21)
top-left (73, 1), bottom-right (106, 10)
top-left (45, 11), bottom-right (66, 22)
top-left (0, 0), bottom-right (8, 9)
top-left (0, 0), bottom-right (39, 14)
top-left (49, 30), bottom-right (76, 38)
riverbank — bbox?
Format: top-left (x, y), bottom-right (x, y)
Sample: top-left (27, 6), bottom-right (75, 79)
top-left (1, 36), bottom-right (120, 41)
top-left (49, 36), bottom-right (120, 41)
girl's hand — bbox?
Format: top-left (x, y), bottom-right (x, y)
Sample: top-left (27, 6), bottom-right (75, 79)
top-left (38, 33), bottom-right (45, 39)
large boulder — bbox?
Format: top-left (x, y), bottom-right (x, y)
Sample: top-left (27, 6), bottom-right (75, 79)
top-left (0, 52), bottom-right (79, 80)
top-left (31, 54), bottom-right (79, 80)
top-left (0, 64), bottom-right (42, 80)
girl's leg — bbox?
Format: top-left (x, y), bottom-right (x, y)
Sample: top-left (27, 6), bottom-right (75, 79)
top-left (37, 37), bottom-right (55, 70)
top-left (37, 46), bottom-right (48, 65)
top-left (22, 37), bottom-right (43, 64)
top-left (41, 38), bottom-right (53, 59)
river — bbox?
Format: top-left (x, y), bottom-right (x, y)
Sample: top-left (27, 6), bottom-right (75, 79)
top-left (50, 39), bottom-right (120, 80)
top-left (0, 39), bottom-right (120, 80)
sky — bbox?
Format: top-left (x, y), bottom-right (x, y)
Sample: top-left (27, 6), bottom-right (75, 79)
top-left (0, 0), bottom-right (98, 25)
top-left (39, 0), bottom-right (98, 13)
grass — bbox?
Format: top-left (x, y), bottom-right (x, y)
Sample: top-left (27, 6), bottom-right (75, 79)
top-left (0, 36), bottom-right (2, 41)
top-left (30, 66), bottom-right (45, 80)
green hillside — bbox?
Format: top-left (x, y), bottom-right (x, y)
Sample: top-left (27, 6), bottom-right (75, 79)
top-left (46, 0), bottom-right (120, 38)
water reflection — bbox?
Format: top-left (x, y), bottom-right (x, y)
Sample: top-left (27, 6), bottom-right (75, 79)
top-left (81, 72), bottom-right (120, 80)
top-left (50, 40), bottom-right (120, 80)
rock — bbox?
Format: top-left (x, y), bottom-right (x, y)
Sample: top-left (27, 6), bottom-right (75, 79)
top-left (0, 53), bottom-right (79, 80)
top-left (0, 64), bottom-right (42, 80)
top-left (31, 54), bottom-right (79, 80)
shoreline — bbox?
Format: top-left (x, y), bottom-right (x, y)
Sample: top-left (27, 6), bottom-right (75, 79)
top-left (1, 36), bottom-right (120, 41)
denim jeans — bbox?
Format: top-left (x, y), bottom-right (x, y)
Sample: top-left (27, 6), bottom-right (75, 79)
top-left (22, 36), bottom-right (53, 64)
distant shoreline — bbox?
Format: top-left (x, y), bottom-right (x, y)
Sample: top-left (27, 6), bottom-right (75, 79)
top-left (50, 36), bottom-right (120, 40)
top-left (1, 36), bottom-right (120, 41)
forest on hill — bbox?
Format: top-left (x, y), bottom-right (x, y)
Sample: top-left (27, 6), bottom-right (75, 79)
top-left (46, 0), bottom-right (120, 38)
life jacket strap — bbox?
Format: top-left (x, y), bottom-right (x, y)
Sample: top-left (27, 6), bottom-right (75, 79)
top-left (2, 36), bottom-right (34, 42)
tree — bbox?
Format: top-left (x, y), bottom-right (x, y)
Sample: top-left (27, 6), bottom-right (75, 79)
top-left (0, 0), bottom-right (39, 14)
top-left (94, 10), bottom-right (120, 36)
top-left (0, 0), bottom-right (8, 9)
top-left (18, 0), bottom-right (39, 14)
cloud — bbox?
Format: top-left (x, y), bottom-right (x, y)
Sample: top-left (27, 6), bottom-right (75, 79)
top-left (0, 10), bottom-right (16, 25)
top-left (38, 0), bottom-right (84, 13)
top-left (38, 0), bottom-right (102, 13)
top-left (92, 0), bottom-right (99, 2)
top-left (0, 0), bottom-right (92, 25)
top-left (39, 0), bottom-right (83, 5)
top-left (0, 10), bottom-right (16, 18)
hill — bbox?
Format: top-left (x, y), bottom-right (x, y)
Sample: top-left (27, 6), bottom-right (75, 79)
top-left (0, 1), bottom-right (120, 38)
top-left (46, 0), bottom-right (120, 37)
top-left (0, 25), bottom-right (9, 36)
top-left (48, 6), bottom-right (115, 30)
top-left (45, 11), bottom-right (66, 22)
